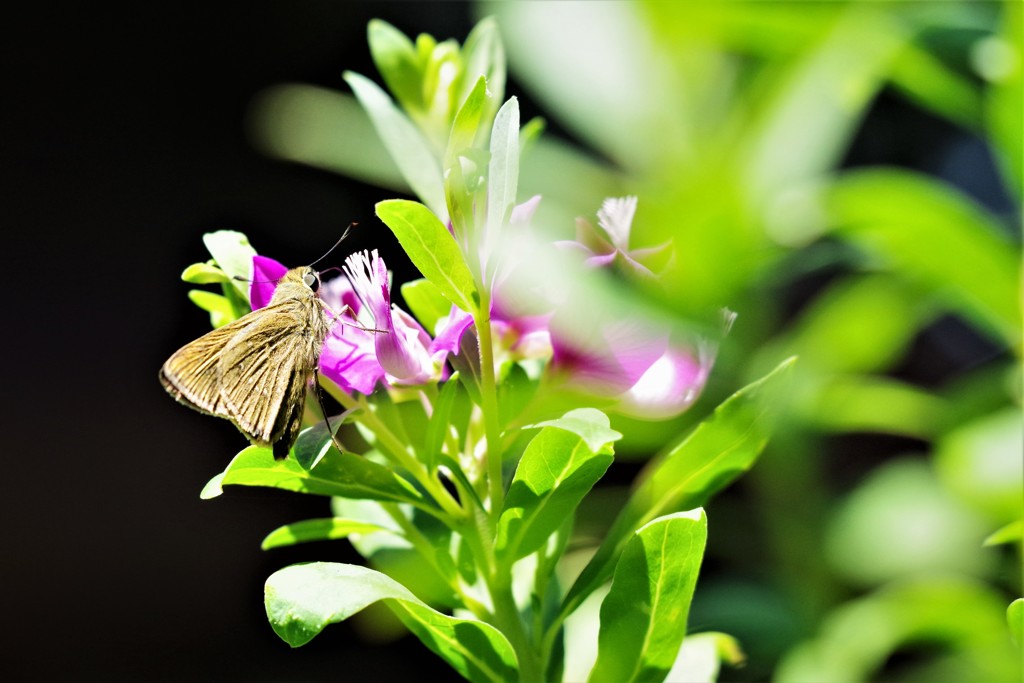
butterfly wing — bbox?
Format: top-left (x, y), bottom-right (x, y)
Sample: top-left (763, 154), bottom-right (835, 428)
top-left (216, 301), bottom-right (321, 457)
top-left (159, 314), bottom-right (259, 418)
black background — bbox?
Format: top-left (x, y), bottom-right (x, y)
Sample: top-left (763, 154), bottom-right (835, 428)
top-left (3, 2), bottom-right (1013, 681)
top-left (4, 3), bottom-right (475, 680)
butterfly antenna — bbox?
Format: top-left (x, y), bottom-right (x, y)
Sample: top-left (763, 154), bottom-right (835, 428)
top-left (309, 223), bottom-right (356, 269)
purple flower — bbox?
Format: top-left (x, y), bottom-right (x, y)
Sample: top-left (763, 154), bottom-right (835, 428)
top-left (556, 196), bottom-right (671, 278)
top-left (249, 252), bottom-right (441, 396)
top-left (543, 197), bottom-right (727, 418)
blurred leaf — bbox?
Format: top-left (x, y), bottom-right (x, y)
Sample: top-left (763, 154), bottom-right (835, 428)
top-left (935, 408), bottom-right (1024, 523)
top-left (826, 168), bottom-right (1021, 348)
top-left (400, 278), bottom-right (452, 335)
top-left (496, 412), bottom-right (617, 562)
top-left (265, 563), bottom-right (518, 682)
top-left (589, 509), bottom-right (707, 683)
top-left (562, 358), bottom-right (794, 618)
top-left (367, 20), bottom-right (424, 113)
top-left (890, 41), bottom-right (983, 128)
top-left (825, 458), bottom-right (994, 586)
top-left (665, 632), bottom-right (745, 683)
top-left (742, 6), bottom-right (904, 202)
top-left (776, 577), bottom-right (1023, 683)
top-left (376, 199), bottom-right (479, 313)
top-left (261, 518), bottom-right (392, 550)
top-left (248, 85), bottom-right (406, 190)
top-left (1009, 599), bottom-right (1023, 647)
top-left (980, 1), bottom-right (1022, 196)
top-left (984, 519), bottom-right (1023, 546)
top-left (482, 1), bottom-right (684, 170)
top-left (219, 446), bottom-right (427, 507)
top-left (808, 375), bottom-right (948, 438)
top-left (777, 274), bottom-right (926, 375)
top-left (458, 17), bottom-right (506, 128)
top-left (345, 72), bottom-right (448, 222)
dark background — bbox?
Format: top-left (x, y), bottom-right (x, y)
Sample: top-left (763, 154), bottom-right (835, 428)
top-left (4, 3), bottom-right (475, 680)
top-left (3, 2), bottom-right (1011, 681)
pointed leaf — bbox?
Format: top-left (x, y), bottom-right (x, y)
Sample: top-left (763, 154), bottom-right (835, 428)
top-left (367, 20), bottom-right (424, 112)
top-left (486, 97), bottom-right (520, 234)
top-left (202, 230), bottom-right (256, 299)
top-left (563, 358), bottom-right (794, 615)
top-left (266, 562), bottom-right (519, 683)
top-left (401, 278), bottom-right (452, 335)
top-left (826, 169), bottom-right (1021, 346)
top-left (1009, 599), bottom-right (1023, 647)
top-left (588, 509), bottom-right (708, 683)
top-left (345, 71), bottom-right (447, 221)
top-left (261, 518), bottom-right (393, 550)
top-left (376, 199), bottom-right (478, 313)
top-left (220, 446), bottom-right (426, 507)
top-left (495, 415), bottom-right (617, 562)
top-left (525, 407), bottom-right (622, 455)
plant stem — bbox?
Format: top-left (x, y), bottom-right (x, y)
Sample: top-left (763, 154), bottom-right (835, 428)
top-left (473, 287), bottom-right (505, 523)
top-left (321, 381), bottom-right (465, 521)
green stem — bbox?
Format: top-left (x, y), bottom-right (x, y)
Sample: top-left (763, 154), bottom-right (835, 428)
top-left (321, 381), bottom-right (465, 522)
top-left (460, 509), bottom-right (542, 682)
top-left (473, 288), bottom-right (505, 523)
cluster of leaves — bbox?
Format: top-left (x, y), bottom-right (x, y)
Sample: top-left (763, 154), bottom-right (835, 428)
top-left (242, 2), bottom-right (1022, 681)
top-left (176, 17), bottom-right (798, 683)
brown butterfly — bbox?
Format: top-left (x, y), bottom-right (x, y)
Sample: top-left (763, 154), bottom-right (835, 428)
top-left (160, 265), bottom-right (334, 459)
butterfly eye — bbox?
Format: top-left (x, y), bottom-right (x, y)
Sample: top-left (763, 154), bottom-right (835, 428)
top-left (303, 270), bottom-right (319, 291)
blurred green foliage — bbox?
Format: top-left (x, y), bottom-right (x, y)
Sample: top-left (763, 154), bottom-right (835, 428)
top-left (246, 1), bottom-right (1021, 680)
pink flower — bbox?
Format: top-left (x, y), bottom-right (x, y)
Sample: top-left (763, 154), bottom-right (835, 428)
top-left (249, 252), bottom-right (441, 396)
top-left (556, 196), bottom-right (671, 278)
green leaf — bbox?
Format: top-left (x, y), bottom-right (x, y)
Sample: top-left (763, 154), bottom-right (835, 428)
top-left (525, 408), bottom-right (623, 455)
top-left (935, 409), bottom-right (1024, 523)
top-left (265, 562), bottom-right (519, 683)
top-left (219, 446), bottom-right (426, 507)
top-left (1009, 599), bottom-right (1023, 648)
top-left (984, 520), bottom-right (1023, 547)
top-left (495, 412), bottom-right (618, 562)
top-left (202, 230), bottom-right (256, 299)
top-left (345, 71), bottom-right (447, 222)
top-left (775, 577), bottom-right (1022, 682)
top-left (400, 278), bottom-right (454, 335)
top-left (486, 97), bottom-right (520, 234)
top-left (261, 518), bottom-right (393, 550)
top-left (826, 168), bottom-right (1021, 347)
top-left (375, 199), bottom-right (478, 313)
top-left (458, 17), bottom-right (506, 127)
top-left (447, 76), bottom-right (489, 161)
top-left (889, 42), bottom-right (982, 129)
top-left (424, 378), bottom-right (463, 471)
top-left (743, 7), bottom-right (903, 202)
top-left (367, 20), bottom-right (424, 113)
top-left (588, 509), bottom-right (708, 683)
top-left (181, 261), bottom-right (228, 285)
top-left (665, 632), bottom-right (745, 683)
top-left (983, 2), bottom-right (1022, 197)
top-left (562, 358), bottom-right (794, 616)
top-left (248, 85), bottom-right (406, 191)
top-left (445, 76), bottom-right (490, 238)
top-left (186, 289), bottom-right (235, 328)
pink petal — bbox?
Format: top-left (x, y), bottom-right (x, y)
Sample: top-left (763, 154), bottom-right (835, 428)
top-left (250, 255), bottom-right (288, 310)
